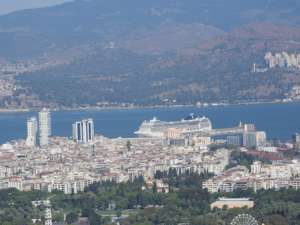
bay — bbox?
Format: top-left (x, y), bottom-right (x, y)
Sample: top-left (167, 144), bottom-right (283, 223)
top-left (0, 102), bottom-right (299, 144)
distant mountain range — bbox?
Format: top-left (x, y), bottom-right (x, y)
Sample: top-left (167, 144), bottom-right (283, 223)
top-left (0, 0), bottom-right (300, 108)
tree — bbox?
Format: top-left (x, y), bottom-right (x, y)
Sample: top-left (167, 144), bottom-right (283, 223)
top-left (81, 207), bottom-right (93, 217)
top-left (66, 212), bottom-right (78, 224)
top-left (88, 212), bottom-right (103, 225)
top-left (152, 182), bottom-right (157, 193)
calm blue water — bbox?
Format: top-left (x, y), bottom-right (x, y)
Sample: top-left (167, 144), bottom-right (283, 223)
top-left (0, 102), bottom-right (299, 144)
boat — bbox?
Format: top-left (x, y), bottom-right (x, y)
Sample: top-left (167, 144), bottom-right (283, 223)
top-left (135, 114), bottom-right (212, 138)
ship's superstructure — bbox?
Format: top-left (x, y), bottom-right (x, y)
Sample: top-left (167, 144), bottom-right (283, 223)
top-left (135, 114), bottom-right (212, 138)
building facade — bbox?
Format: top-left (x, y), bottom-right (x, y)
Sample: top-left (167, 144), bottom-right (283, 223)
top-left (26, 117), bottom-right (38, 147)
top-left (39, 108), bottom-right (51, 147)
top-left (72, 119), bottom-right (94, 143)
top-left (293, 133), bottom-right (300, 150)
top-left (210, 198), bottom-right (254, 209)
top-left (227, 135), bottom-right (242, 146)
top-left (243, 131), bottom-right (266, 148)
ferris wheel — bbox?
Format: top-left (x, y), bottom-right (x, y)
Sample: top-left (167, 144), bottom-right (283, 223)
top-left (230, 214), bottom-right (259, 225)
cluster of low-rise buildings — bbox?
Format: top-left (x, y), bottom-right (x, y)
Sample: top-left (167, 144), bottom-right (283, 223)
top-left (0, 59), bottom-right (67, 76)
top-left (265, 52), bottom-right (300, 69)
top-left (252, 51), bottom-right (300, 73)
top-left (0, 79), bottom-right (16, 98)
top-left (0, 135), bottom-right (231, 194)
top-left (203, 159), bottom-right (300, 193)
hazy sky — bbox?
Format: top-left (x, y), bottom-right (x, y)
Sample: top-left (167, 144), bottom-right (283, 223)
top-left (0, 0), bottom-right (73, 15)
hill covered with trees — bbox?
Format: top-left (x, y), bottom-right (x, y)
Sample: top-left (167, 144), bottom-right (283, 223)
top-left (0, 0), bottom-right (300, 108)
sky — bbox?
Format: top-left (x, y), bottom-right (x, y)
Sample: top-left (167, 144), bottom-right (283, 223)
top-left (0, 0), bottom-right (73, 15)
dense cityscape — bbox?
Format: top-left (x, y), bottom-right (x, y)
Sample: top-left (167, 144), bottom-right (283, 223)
top-left (2, 0), bottom-right (300, 225)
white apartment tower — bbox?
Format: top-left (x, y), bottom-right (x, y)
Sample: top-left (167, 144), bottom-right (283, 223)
top-left (44, 207), bottom-right (52, 225)
top-left (72, 118), bottom-right (94, 143)
top-left (39, 108), bottom-right (51, 147)
top-left (26, 117), bottom-right (38, 147)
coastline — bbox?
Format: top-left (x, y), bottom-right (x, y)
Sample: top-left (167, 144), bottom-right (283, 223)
top-left (0, 99), bottom-right (297, 113)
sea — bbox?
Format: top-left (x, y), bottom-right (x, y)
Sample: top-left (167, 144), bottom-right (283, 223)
top-left (0, 102), bottom-right (299, 144)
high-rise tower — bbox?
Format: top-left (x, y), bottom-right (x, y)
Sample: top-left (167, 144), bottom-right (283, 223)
top-left (26, 117), bottom-right (38, 147)
top-left (72, 118), bottom-right (94, 143)
top-left (39, 108), bottom-right (51, 147)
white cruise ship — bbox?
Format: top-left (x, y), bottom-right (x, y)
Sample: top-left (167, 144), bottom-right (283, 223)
top-left (135, 114), bottom-right (212, 138)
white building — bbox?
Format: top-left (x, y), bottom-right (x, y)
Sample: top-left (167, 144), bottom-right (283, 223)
top-left (192, 135), bottom-right (211, 151)
top-left (265, 52), bottom-right (300, 69)
top-left (211, 198), bottom-right (254, 209)
top-left (39, 108), bottom-right (51, 147)
top-left (297, 54), bottom-right (300, 66)
top-left (251, 161), bottom-right (262, 174)
top-left (26, 117), bottom-right (38, 147)
top-left (45, 208), bottom-right (52, 225)
top-left (72, 119), bottom-right (94, 144)
top-left (270, 163), bottom-right (292, 179)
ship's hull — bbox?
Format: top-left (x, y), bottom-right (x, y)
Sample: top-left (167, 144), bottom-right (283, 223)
top-left (135, 117), bottom-right (212, 138)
